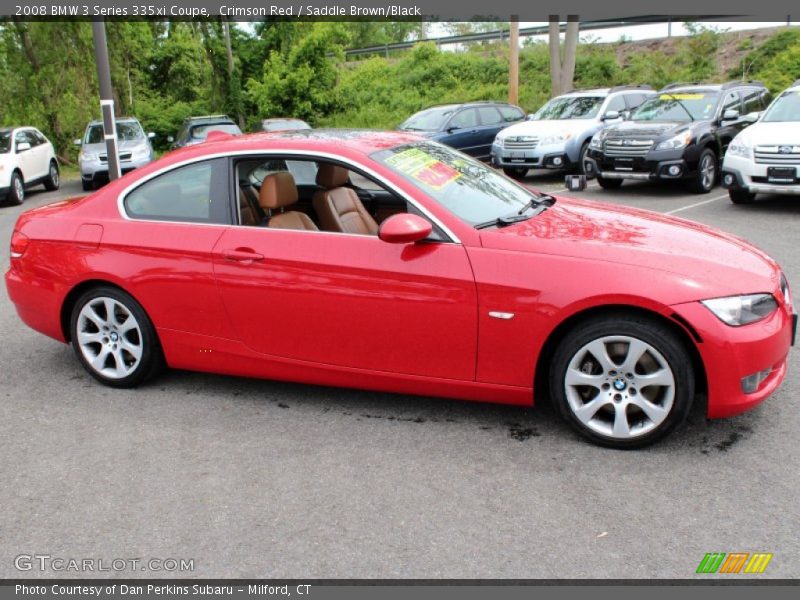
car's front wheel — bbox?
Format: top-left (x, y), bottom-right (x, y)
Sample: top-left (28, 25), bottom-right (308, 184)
top-left (549, 314), bottom-right (694, 448)
top-left (8, 171), bottom-right (25, 205)
top-left (729, 189), bottom-right (756, 204)
top-left (44, 160), bottom-right (60, 191)
top-left (81, 179), bottom-right (94, 192)
top-left (689, 149), bottom-right (717, 194)
top-left (70, 286), bottom-right (164, 388)
top-left (596, 175), bottom-right (623, 190)
top-left (503, 167), bottom-right (528, 179)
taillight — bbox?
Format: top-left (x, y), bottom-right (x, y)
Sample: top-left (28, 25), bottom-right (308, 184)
top-left (10, 231), bottom-right (30, 258)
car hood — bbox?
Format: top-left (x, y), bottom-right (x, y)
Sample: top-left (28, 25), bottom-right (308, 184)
top-left (604, 120), bottom-right (692, 140)
top-left (478, 196), bottom-right (780, 301)
top-left (733, 121), bottom-right (800, 146)
top-left (497, 119), bottom-right (598, 139)
top-left (82, 139), bottom-right (148, 153)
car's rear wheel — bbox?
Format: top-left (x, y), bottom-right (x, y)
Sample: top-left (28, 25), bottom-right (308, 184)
top-left (81, 180), bottom-right (94, 192)
top-left (549, 315), bottom-right (694, 448)
top-left (503, 167), bottom-right (528, 179)
top-left (8, 172), bottom-right (24, 205)
top-left (70, 286), bottom-right (164, 388)
top-left (596, 175), bottom-right (623, 190)
top-left (729, 189), bottom-right (756, 204)
top-left (44, 160), bottom-right (60, 191)
top-left (689, 149), bottom-right (717, 194)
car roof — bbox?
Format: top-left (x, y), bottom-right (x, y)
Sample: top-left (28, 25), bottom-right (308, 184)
top-left (87, 118), bottom-right (140, 126)
top-left (186, 115), bottom-right (236, 124)
top-left (167, 129), bottom-right (426, 158)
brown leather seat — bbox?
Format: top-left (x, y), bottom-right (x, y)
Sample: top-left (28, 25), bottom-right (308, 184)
top-left (238, 188), bottom-right (258, 226)
top-left (258, 172), bottom-right (318, 231)
top-left (312, 164), bottom-right (379, 235)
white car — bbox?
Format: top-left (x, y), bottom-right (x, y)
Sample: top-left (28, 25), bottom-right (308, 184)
top-left (0, 126), bottom-right (60, 205)
top-left (490, 86), bottom-right (655, 178)
top-left (722, 80), bottom-right (800, 203)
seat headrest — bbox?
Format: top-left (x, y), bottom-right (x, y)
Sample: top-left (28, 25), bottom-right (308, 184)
top-left (316, 164), bottom-right (350, 189)
top-left (259, 172), bottom-right (298, 210)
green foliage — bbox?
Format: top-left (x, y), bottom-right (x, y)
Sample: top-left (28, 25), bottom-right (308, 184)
top-left (732, 29), bottom-right (800, 91)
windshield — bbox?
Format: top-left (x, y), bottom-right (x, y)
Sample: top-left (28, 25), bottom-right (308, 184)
top-left (632, 92), bottom-right (720, 122)
top-left (372, 142), bottom-right (539, 226)
top-left (762, 91), bottom-right (800, 123)
top-left (85, 121), bottom-right (144, 144)
top-left (400, 107), bottom-right (457, 131)
top-left (533, 96), bottom-right (605, 120)
top-left (0, 131), bottom-right (10, 153)
top-left (190, 123), bottom-right (242, 140)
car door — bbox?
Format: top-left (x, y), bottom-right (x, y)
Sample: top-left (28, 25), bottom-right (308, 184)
top-left (440, 108), bottom-right (483, 157)
top-left (28, 130), bottom-right (50, 178)
top-left (13, 131), bottom-right (37, 182)
top-left (212, 156), bottom-right (478, 381)
top-left (475, 106), bottom-right (507, 159)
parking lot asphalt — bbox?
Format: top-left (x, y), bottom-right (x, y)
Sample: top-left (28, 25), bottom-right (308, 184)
top-left (1, 175), bottom-right (798, 579)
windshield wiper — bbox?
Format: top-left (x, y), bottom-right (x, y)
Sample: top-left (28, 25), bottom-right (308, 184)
top-left (662, 95), bottom-right (695, 122)
top-left (475, 194), bottom-right (556, 229)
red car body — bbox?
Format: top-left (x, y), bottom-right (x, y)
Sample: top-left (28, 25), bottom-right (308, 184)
top-left (5, 131), bottom-right (795, 423)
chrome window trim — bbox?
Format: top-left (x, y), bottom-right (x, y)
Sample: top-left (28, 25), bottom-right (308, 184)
top-left (116, 149), bottom-right (461, 244)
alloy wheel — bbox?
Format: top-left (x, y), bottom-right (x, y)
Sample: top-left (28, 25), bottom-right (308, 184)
top-left (76, 297), bottom-right (143, 380)
top-left (700, 154), bottom-right (715, 190)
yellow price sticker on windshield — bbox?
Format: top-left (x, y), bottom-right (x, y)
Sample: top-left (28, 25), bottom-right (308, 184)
top-left (386, 148), bottom-right (461, 190)
top-left (660, 93), bottom-right (705, 100)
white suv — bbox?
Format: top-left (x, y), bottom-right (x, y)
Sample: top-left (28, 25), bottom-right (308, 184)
top-left (0, 126), bottom-right (60, 205)
top-left (722, 80), bottom-right (800, 203)
top-left (490, 85), bottom-right (654, 178)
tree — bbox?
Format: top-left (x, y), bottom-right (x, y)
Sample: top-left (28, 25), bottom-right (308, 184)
top-left (548, 15), bottom-right (580, 97)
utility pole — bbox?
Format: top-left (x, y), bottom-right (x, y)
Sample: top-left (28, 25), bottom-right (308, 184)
top-left (509, 17), bottom-right (519, 106)
top-left (91, 19), bottom-right (120, 181)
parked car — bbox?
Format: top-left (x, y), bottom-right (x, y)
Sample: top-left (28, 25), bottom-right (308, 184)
top-left (398, 101), bottom-right (525, 161)
top-left (5, 130), bottom-right (795, 448)
top-left (491, 85), bottom-right (654, 178)
top-left (75, 118), bottom-right (155, 191)
top-left (722, 79), bottom-right (800, 204)
top-left (170, 115), bottom-right (242, 149)
top-left (262, 118), bottom-right (311, 132)
top-left (0, 126), bottom-right (59, 205)
top-left (585, 81), bottom-right (772, 193)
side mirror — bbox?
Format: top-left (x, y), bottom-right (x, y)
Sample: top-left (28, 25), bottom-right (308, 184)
top-left (742, 111), bottom-right (761, 124)
top-left (73, 139), bottom-right (82, 146)
top-left (166, 135), bottom-right (174, 143)
top-left (602, 110), bottom-right (621, 121)
top-left (16, 142), bottom-right (31, 152)
top-left (378, 213), bottom-right (432, 244)
top-left (147, 132), bottom-right (156, 139)
top-left (722, 109), bottom-right (740, 122)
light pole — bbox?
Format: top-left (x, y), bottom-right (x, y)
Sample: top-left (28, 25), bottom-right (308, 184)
top-left (91, 18), bottom-right (120, 181)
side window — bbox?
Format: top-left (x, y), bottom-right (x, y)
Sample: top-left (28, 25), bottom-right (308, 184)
top-left (721, 91), bottom-right (741, 116)
top-left (741, 89), bottom-right (763, 114)
top-left (449, 109), bottom-right (479, 130)
top-left (477, 106), bottom-right (504, 126)
top-left (124, 159), bottom-right (229, 224)
top-left (759, 89), bottom-right (773, 110)
top-left (32, 130), bottom-right (47, 145)
top-left (498, 105), bottom-right (524, 122)
top-left (605, 95), bottom-right (627, 114)
top-left (14, 131), bottom-right (34, 151)
top-left (625, 93), bottom-right (648, 110)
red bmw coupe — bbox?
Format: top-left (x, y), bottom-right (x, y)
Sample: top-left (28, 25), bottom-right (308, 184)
top-left (5, 130), bottom-right (796, 447)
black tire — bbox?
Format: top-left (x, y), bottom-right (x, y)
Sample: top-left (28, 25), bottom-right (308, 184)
top-left (8, 171), bottom-right (24, 205)
top-left (503, 167), bottom-right (528, 179)
top-left (577, 142), bottom-right (590, 174)
top-left (729, 189), bottom-right (756, 204)
top-left (69, 286), bottom-right (164, 388)
top-left (548, 314), bottom-right (694, 449)
top-left (44, 160), bottom-right (60, 191)
top-left (81, 179), bottom-right (94, 192)
top-left (689, 148), bottom-right (717, 194)
top-left (596, 175), bottom-right (623, 190)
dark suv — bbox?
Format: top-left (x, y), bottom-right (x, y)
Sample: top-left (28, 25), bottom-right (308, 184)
top-left (169, 115), bottom-right (242, 149)
top-left (584, 81), bottom-right (772, 193)
top-left (398, 101), bottom-right (525, 161)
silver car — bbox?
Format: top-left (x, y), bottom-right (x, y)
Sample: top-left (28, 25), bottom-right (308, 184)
top-left (75, 118), bottom-right (155, 190)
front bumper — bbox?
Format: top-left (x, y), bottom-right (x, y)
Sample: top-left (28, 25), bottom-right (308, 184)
top-left (491, 141), bottom-right (577, 170)
top-left (584, 146), bottom-right (697, 181)
top-left (80, 155), bottom-right (152, 183)
top-left (671, 299), bottom-right (795, 418)
top-left (722, 155), bottom-right (800, 197)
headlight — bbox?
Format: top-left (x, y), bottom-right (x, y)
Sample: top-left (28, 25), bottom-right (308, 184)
top-left (780, 274), bottom-right (793, 308)
top-left (79, 150), bottom-right (98, 161)
top-left (132, 146), bottom-right (150, 158)
top-left (701, 294), bottom-right (778, 326)
top-left (590, 133), bottom-right (606, 149)
top-left (727, 139), bottom-right (752, 159)
top-left (540, 133), bottom-right (572, 146)
top-left (655, 131), bottom-right (692, 151)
